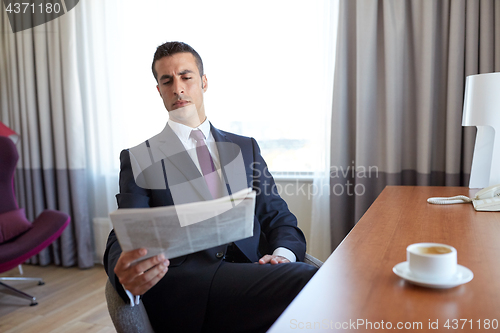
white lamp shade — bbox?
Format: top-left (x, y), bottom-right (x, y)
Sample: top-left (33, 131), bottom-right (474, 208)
top-left (462, 72), bottom-right (500, 188)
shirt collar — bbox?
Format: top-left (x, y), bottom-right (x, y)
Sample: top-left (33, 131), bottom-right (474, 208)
top-left (168, 117), bottom-right (211, 142)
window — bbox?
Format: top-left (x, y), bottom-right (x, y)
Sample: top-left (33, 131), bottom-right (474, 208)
top-left (112, 0), bottom-right (335, 174)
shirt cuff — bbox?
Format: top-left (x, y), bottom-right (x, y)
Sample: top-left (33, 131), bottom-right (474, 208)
top-left (272, 247), bottom-right (296, 262)
top-left (124, 287), bottom-right (141, 306)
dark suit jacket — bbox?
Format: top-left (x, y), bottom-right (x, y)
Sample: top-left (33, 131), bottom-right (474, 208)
top-left (104, 123), bottom-right (306, 332)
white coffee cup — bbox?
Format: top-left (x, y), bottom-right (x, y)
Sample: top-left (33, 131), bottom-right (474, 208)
top-left (407, 243), bottom-right (457, 281)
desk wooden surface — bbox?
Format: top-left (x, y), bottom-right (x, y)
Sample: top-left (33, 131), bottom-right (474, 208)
top-left (269, 186), bottom-right (500, 332)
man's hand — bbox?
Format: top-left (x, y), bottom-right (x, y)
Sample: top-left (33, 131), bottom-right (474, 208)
top-left (114, 248), bottom-right (170, 296)
top-left (258, 254), bottom-right (290, 265)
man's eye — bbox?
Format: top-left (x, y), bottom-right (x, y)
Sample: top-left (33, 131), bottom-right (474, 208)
top-left (183, 77), bottom-right (192, 80)
top-left (162, 81), bottom-right (171, 85)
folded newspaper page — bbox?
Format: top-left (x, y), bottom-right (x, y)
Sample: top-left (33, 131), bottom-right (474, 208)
top-left (109, 188), bottom-right (255, 261)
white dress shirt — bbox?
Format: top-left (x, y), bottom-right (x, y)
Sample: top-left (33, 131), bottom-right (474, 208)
top-left (167, 118), bottom-right (221, 177)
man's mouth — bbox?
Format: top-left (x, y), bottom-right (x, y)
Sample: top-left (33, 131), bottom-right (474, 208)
top-left (173, 100), bottom-right (190, 108)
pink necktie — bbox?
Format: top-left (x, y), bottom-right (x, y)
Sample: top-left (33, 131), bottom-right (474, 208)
top-left (190, 129), bottom-right (222, 199)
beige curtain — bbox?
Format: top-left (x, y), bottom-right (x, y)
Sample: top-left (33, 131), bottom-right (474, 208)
top-left (330, 0), bottom-right (500, 249)
top-left (0, 7), bottom-right (94, 268)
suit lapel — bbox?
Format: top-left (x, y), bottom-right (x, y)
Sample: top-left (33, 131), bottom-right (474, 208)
top-left (210, 124), bottom-right (231, 160)
top-left (211, 124), bottom-right (235, 196)
top-left (151, 123), bottom-right (247, 202)
top-left (156, 125), bottom-right (212, 201)
top-left (210, 124), bottom-right (250, 196)
top-left (211, 124), bottom-right (258, 260)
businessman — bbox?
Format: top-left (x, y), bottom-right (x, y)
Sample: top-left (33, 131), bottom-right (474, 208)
top-left (104, 41), bottom-right (317, 332)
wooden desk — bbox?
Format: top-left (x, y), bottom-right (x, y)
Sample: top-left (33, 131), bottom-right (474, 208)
top-left (269, 186), bottom-right (500, 332)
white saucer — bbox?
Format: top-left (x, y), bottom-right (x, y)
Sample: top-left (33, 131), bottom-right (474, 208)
top-left (393, 262), bottom-right (473, 289)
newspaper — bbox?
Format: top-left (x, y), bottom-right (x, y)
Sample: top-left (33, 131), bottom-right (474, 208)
top-left (109, 188), bottom-right (255, 261)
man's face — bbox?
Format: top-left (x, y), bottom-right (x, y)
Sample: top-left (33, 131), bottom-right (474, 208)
top-left (155, 52), bottom-right (208, 125)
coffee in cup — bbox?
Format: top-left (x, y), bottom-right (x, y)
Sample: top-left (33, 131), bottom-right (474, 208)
top-left (407, 243), bottom-right (457, 281)
top-left (416, 245), bottom-right (452, 255)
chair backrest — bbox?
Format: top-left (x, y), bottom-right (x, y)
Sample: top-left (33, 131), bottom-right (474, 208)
top-left (0, 136), bottom-right (19, 214)
top-left (105, 280), bottom-right (155, 333)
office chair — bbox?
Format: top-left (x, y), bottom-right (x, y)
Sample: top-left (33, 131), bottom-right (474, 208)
top-left (0, 136), bottom-right (70, 306)
top-left (105, 253), bottom-right (322, 333)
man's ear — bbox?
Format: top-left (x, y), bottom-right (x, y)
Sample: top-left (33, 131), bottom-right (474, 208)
top-left (202, 75), bottom-right (208, 92)
top-left (156, 85), bottom-right (161, 95)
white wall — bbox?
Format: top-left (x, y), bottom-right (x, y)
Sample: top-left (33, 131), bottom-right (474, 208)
top-left (275, 179), bottom-right (314, 248)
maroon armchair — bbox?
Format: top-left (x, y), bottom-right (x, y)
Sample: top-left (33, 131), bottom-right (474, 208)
top-left (0, 136), bottom-right (70, 306)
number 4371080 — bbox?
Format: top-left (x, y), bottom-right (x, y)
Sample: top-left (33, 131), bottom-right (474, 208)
top-left (444, 319), bottom-right (498, 330)
top-left (5, 2), bottom-right (61, 14)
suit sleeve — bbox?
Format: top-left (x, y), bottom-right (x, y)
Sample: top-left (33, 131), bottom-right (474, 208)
top-left (103, 149), bottom-right (151, 302)
top-left (250, 138), bottom-right (307, 262)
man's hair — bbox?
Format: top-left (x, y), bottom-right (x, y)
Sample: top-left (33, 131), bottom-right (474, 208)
top-left (152, 41), bottom-right (204, 82)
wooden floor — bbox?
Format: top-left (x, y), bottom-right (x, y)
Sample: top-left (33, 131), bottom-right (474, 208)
top-left (0, 264), bottom-right (115, 333)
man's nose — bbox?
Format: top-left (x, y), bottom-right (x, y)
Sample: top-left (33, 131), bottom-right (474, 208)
top-left (172, 79), bottom-right (185, 96)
